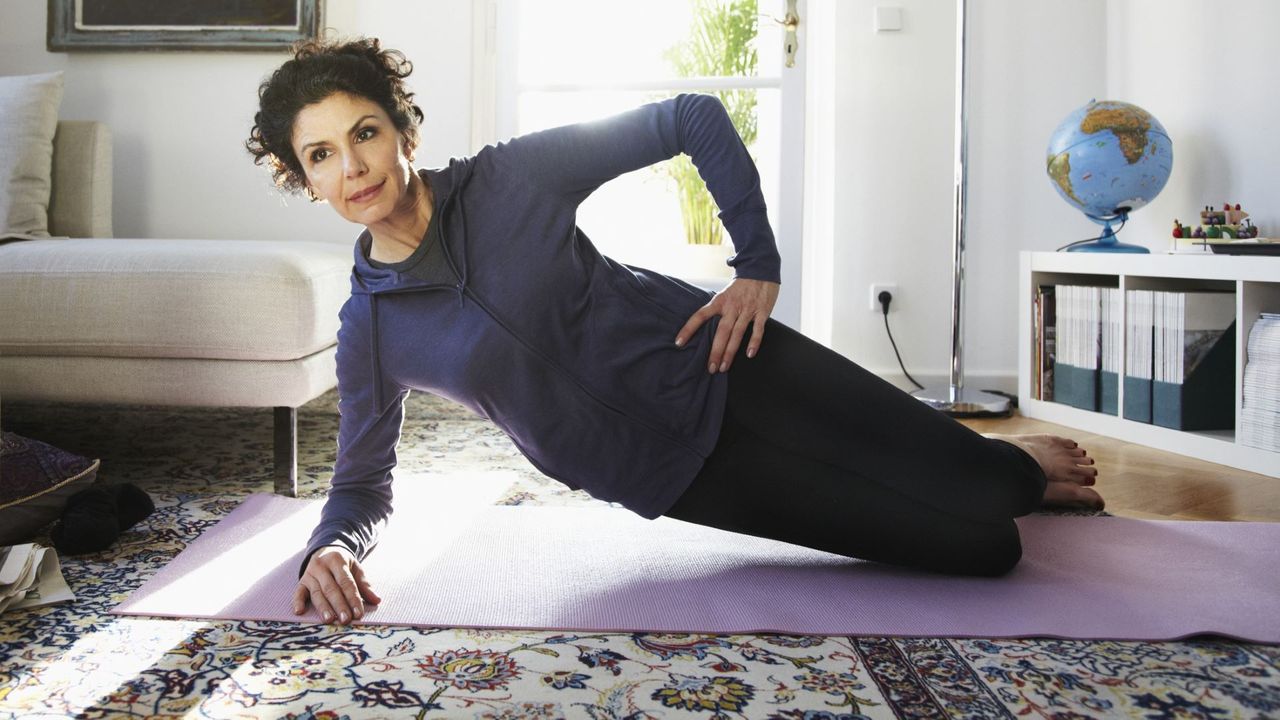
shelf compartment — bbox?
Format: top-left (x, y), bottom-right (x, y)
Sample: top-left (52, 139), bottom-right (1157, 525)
top-left (1019, 252), bottom-right (1279, 479)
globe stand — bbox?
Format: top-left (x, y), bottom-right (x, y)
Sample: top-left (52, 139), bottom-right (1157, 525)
top-left (1065, 212), bottom-right (1151, 254)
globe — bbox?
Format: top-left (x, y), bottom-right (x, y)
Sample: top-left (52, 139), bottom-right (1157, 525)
top-left (1046, 99), bottom-right (1173, 253)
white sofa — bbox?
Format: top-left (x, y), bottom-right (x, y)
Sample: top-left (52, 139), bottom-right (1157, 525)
top-left (0, 121), bottom-right (352, 496)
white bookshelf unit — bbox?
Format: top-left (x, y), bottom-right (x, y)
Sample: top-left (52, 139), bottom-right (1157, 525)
top-left (1018, 251), bottom-right (1280, 478)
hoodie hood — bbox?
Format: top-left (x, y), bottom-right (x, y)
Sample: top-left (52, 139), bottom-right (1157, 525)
top-left (351, 157), bottom-right (475, 297)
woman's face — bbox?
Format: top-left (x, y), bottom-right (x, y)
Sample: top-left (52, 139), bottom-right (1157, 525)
top-left (291, 92), bottom-right (414, 225)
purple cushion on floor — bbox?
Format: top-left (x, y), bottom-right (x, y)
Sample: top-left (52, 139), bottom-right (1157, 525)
top-left (0, 431), bottom-right (99, 544)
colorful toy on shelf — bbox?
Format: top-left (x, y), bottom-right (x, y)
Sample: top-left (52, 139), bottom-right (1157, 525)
top-left (1175, 203), bottom-right (1261, 240)
top-left (1200, 204), bottom-right (1228, 227)
top-left (1171, 202), bottom-right (1264, 252)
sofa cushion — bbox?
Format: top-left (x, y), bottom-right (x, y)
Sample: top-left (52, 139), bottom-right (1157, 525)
top-left (49, 121), bottom-right (113, 239)
top-left (0, 72), bottom-right (64, 241)
top-left (0, 351), bottom-right (338, 408)
top-left (0, 238), bottom-right (352, 361)
top-left (0, 431), bottom-right (100, 545)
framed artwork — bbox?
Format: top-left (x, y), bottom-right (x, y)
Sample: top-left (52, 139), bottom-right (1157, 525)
top-left (47, 0), bottom-right (323, 51)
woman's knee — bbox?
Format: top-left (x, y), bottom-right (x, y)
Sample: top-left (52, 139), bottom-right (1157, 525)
top-left (939, 523), bottom-right (1024, 577)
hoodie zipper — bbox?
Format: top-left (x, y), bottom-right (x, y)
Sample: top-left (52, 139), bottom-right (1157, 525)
top-left (363, 166), bottom-right (470, 409)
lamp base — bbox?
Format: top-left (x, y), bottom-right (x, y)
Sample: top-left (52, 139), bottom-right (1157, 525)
top-left (912, 385), bottom-right (1013, 417)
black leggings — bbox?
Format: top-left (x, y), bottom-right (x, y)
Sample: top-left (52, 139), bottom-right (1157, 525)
top-left (663, 319), bottom-right (1047, 577)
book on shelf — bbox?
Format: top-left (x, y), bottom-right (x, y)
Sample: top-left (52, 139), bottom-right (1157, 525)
top-left (1101, 287), bottom-right (1121, 416)
top-left (1241, 312), bottom-right (1280, 452)
top-left (1049, 285), bottom-right (1120, 414)
top-left (1034, 285), bottom-right (1056, 401)
top-left (1151, 290), bottom-right (1236, 431)
top-left (1051, 285), bottom-right (1095, 411)
top-left (1124, 289), bottom-right (1155, 423)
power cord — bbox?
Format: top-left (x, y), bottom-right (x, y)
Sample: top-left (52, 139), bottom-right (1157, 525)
top-left (1057, 216), bottom-right (1127, 251)
top-left (879, 291), bottom-right (924, 391)
top-left (877, 291), bottom-right (1020, 413)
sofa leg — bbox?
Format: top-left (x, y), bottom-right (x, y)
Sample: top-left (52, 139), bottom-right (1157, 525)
top-left (274, 406), bottom-right (298, 497)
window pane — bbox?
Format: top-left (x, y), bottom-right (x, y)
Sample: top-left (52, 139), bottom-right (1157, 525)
top-left (516, 0), bottom-right (779, 86)
top-left (517, 89), bottom-right (781, 278)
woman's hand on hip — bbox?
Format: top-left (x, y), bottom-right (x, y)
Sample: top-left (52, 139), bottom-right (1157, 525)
top-left (294, 545), bottom-right (381, 625)
top-left (675, 278), bottom-right (780, 374)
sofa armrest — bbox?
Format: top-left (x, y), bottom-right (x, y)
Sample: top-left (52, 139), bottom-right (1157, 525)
top-left (48, 121), bottom-right (112, 238)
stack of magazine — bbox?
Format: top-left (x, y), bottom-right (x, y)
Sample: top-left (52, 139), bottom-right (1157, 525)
top-left (1039, 284), bottom-right (1122, 415)
top-left (1242, 313), bottom-right (1280, 452)
top-left (0, 543), bottom-right (75, 614)
top-left (1034, 284), bottom-right (1236, 430)
top-left (1144, 289), bottom-right (1236, 430)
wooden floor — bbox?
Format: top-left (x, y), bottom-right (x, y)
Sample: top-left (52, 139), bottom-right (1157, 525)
top-left (958, 413), bottom-right (1280, 523)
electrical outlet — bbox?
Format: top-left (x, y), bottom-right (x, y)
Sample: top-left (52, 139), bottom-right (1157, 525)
top-left (869, 284), bottom-right (898, 312)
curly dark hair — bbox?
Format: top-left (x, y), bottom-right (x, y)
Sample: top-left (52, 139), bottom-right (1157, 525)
top-left (246, 36), bottom-right (425, 200)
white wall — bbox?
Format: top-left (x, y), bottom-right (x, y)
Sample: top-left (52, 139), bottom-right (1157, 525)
top-left (1106, 0), bottom-right (1280, 247)
top-left (827, 0), bottom-right (953, 388)
top-left (826, 0), bottom-right (1107, 390)
top-left (0, 0), bottom-right (473, 244)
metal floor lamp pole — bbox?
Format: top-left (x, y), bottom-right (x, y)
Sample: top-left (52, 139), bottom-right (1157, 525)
top-left (913, 0), bottom-right (1012, 416)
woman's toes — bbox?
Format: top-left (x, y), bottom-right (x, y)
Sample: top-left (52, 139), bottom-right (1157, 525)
top-left (1043, 481), bottom-right (1105, 509)
top-left (1062, 467), bottom-right (1095, 485)
top-left (1074, 486), bottom-right (1105, 509)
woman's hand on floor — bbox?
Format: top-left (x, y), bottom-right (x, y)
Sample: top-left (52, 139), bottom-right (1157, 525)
top-left (294, 545), bottom-right (381, 624)
top-left (675, 278), bottom-right (780, 374)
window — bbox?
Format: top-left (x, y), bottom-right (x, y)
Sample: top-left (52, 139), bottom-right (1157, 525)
top-left (481, 0), bottom-right (806, 324)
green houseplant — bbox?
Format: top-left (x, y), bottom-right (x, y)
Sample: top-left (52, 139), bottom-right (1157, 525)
top-left (660, 0), bottom-right (758, 247)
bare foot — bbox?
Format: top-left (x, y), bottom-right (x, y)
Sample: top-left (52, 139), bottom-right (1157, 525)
top-left (983, 433), bottom-right (1105, 510)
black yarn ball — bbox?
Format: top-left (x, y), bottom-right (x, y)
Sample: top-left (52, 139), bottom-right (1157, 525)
top-left (114, 483), bottom-right (156, 531)
top-left (50, 485), bottom-right (118, 555)
top-left (50, 483), bottom-right (155, 555)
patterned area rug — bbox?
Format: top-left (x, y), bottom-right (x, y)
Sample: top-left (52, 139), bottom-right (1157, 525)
top-left (1, 390), bottom-right (1277, 719)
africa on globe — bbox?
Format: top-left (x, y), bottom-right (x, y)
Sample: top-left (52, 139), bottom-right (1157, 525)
top-left (1046, 99), bottom-right (1173, 252)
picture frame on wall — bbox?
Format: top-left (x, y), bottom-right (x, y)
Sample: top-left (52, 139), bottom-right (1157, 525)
top-left (47, 0), bottom-right (323, 51)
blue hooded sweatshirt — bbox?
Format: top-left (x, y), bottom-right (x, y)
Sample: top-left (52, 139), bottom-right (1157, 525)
top-left (301, 93), bottom-right (781, 573)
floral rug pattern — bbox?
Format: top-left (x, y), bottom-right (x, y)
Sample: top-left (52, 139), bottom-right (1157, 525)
top-left (1, 390), bottom-right (1277, 719)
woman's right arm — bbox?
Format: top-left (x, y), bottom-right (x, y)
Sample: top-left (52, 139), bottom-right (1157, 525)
top-left (294, 300), bottom-right (407, 624)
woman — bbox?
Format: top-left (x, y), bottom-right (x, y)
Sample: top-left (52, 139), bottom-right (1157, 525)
top-left (247, 38), bottom-right (1102, 626)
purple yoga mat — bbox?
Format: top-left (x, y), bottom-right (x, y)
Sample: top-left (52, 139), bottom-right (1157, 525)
top-left (114, 479), bottom-right (1280, 642)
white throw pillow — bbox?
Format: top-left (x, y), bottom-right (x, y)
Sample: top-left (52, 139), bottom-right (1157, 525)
top-left (0, 72), bottom-right (64, 241)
